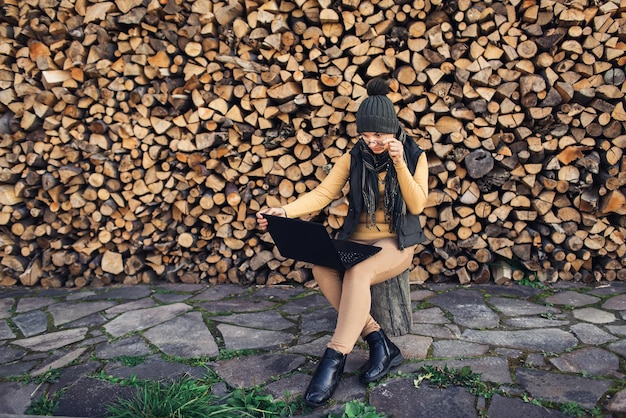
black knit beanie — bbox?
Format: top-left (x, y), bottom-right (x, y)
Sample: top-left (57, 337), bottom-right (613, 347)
top-left (356, 78), bottom-right (399, 134)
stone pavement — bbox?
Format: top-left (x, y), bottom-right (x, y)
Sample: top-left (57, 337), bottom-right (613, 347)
top-left (0, 281), bottom-right (625, 418)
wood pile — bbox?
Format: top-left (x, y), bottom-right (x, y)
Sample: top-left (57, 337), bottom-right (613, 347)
top-left (0, 0), bottom-right (625, 288)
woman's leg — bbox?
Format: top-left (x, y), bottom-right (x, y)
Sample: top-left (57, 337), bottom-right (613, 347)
top-left (312, 265), bottom-right (381, 349)
top-left (327, 238), bottom-right (415, 354)
top-left (305, 239), bottom-right (414, 406)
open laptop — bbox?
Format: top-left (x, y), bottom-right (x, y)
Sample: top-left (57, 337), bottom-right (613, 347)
top-left (263, 214), bottom-right (381, 270)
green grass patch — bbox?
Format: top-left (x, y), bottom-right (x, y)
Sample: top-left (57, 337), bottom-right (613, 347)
top-left (27, 392), bottom-right (60, 416)
top-left (104, 376), bottom-right (302, 418)
top-left (413, 365), bottom-right (496, 398)
top-left (328, 399), bottom-right (388, 418)
top-left (516, 276), bottom-right (550, 290)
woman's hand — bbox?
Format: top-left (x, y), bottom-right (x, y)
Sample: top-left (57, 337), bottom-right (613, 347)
top-left (256, 207), bottom-right (286, 230)
top-left (384, 137), bottom-right (404, 165)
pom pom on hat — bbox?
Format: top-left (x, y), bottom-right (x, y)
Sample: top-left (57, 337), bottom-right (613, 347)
top-left (356, 78), bottom-right (399, 134)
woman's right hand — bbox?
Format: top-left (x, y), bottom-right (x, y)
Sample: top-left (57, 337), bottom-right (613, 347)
top-left (256, 207), bottom-right (286, 230)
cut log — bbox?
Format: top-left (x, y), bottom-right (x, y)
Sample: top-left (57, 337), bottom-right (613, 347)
top-left (370, 270), bottom-right (412, 336)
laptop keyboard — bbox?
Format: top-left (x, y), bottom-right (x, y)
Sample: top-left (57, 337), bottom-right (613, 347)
top-left (338, 250), bottom-right (365, 265)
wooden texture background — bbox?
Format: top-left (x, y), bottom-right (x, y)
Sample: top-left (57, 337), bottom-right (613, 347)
top-left (0, 0), bottom-right (625, 288)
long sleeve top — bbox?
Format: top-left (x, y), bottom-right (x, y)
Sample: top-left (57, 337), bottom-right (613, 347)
top-left (282, 151), bottom-right (429, 241)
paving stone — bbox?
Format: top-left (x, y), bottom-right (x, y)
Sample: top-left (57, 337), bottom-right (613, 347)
top-left (278, 293), bottom-right (328, 315)
top-left (606, 325), bottom-right (626, 336)
top-left (13, 310), bottom-right (48, 337)
top-left (218, 323), bottom-right (293, 350)
top-left (95, 335), bottom-right (152, 359)
top-left (103, 355), bottom-right (207, 381)
top-left (332, 374), bottom-right (367, 404)
top-left (607, 339), bottom-right (626, 357)
top-left (572, 307), bottom-right (617, 324)
top-left (588, 283), bottom-right (626, 296)
top-left (602, 294), bottom-right (626, 311)
top-left (191, 284), bottom-right (248, 301)
top-left (430, 289), bottom-right (499, 329)
top-left (0, 360), bottom-right (37, 378)
top-left (15, 297), bottom-right (55, 313)
top-left (263, 373), bottom-right (309, 401)
top-left (549, 347), bottom-right (620, 375)
top-left (254, 286), bottom-right (305, 300)
top-left (103, 297), bottom-right (156, 316)
top-left (570, 323), bottom-right (618, 344)
top-left (214, 353), bottom-right (305, 387)
top-left (433, 340), bottom-right (489, 358)
top-left (494, 348), bottom-right (523, 358)
top-left (31, 347), bottom-right (88, 377)
top-left (461, 328), bottom-right (579, 353)
top-left (300, 306), bottom-right (336, 335)
top-left (515, 368), bottom-right (612, 410)
top-left (152, 292), bottom-right (192, 303)
top-left (55, 376), bottom-right (134, 417)
top-left (85, 285), bottom-right (153, 300)
top-left (487, 394), bottom-right (568, 418)
top-left (344, 348), bottom-right (369, 374)
top-left (0, 381), bottom-right (39, 414)
top-left (12, 327), bottom-right (88, 351)
top-left (393, 334), bottom-right (432, 359)
top-left (503, 317), bottom-right (569, 329)
top-left (212, 310), bottom-right (295, 330)
top-left (103, 303), bottom-right (191, 337)
top-left (370, 378), bottom-right (477, 418)
top-left (607, 388), bottom-right (626, 415)
top-left (60, 312), bottom-right (108, 329)
top-left (48, 361), bottom-right (102, 395)
top-left (157, 283), bottom-right (206, 293)
top-left (0, 299), bottom-right (13, 320)
top-left (143, 311), bottom-right (219, 358)
top-left (48, 300), bottom-right (116, 326)
top-left (524, 353), bottom-right (547, 368)
top-left (65, 290), bottom-right (97, 300)
top-left (286, 335), bottom-right (332, 357)
top-left (198, 298), bottom-right (276, 313)
top-left (410, 289), bottom-right (436, 301)
top-left (0, 345), bottom-right (25, 363)
top-left (412, 307), bottom-right (449, 324)
top-left (411, 323), bottom-right (461, 339)
top-left (488, 297), bottom-right (561, 316)
top-left (544, 290), bottom-right (600, 307)
top-left (0, 320), bottom-right (16, 340)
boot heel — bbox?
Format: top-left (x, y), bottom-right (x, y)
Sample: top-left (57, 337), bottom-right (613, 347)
top-left (390, 352), bottom-right (403, 368)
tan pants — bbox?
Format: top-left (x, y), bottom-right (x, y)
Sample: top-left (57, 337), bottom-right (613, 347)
top-left (312, 237), bottom-right (416, 355)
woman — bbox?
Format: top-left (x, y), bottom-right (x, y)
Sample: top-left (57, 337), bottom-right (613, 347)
top-left (257, 78), bottom-right (429, 407)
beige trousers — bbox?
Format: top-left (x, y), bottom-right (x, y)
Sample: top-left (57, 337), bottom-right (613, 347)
top-left (312, 237), bottom-right (416, 355)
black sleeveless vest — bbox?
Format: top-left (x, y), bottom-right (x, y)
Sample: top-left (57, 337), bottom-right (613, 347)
top-left (337, 135), bottom-right (425, 250)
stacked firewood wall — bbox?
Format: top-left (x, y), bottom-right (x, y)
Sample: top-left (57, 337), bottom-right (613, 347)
top-left (0, 0), bottom-right (625, 288)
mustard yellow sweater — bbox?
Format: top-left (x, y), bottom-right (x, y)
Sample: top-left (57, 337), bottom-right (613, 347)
top-left (282, 152), bottom-right (429, 241)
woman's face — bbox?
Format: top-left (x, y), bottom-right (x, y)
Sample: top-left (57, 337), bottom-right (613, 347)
top-left (361, 132), bottom-right (394, 154)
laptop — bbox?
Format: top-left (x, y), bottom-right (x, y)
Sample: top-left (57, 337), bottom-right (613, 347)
top-left (263, 214), bottom-right (381, 270)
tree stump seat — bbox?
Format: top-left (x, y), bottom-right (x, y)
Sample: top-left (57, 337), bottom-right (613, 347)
top-left (370, 270), bottom-right (412, 337)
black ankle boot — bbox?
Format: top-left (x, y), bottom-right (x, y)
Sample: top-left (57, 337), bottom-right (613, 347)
top-left (304, 347), bottom-right (346, 407)
top-left (359, 329), bottom-right (403, 384)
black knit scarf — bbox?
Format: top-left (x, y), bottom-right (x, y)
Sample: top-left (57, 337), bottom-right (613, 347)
top-left (359, 133), bottom-right (406, 233)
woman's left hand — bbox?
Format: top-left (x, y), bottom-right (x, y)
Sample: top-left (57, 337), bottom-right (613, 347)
top-left (384, 137), bottom-right (404, 165)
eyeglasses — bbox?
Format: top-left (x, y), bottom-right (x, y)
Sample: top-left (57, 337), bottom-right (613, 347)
top-left (359, 136), bottom-right (390, 147)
